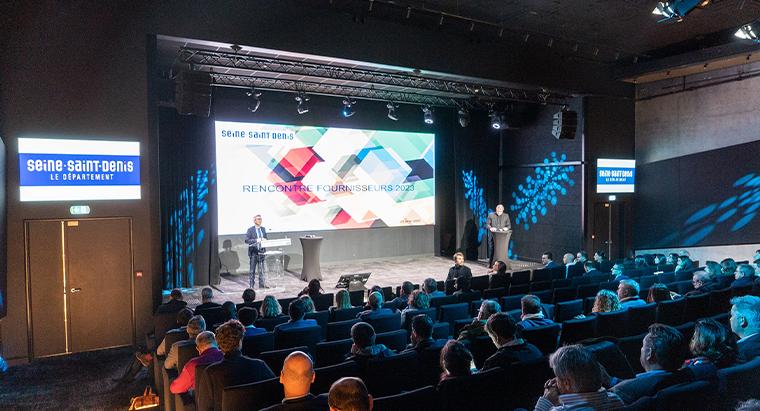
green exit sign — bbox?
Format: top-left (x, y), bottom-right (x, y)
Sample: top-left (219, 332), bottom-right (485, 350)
top-left (70, 206), bottom-right (90, 215)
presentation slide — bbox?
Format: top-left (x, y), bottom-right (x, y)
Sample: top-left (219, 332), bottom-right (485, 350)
top-left (215, 121), bottom-right (435, 235)
top-left (18, 138), bottom-right (140, 201)
top-left (597, 159), bottom-right (635, 193)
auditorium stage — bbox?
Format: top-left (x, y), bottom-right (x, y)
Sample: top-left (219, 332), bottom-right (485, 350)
top-left (170, 256), bottom-right (543, 309)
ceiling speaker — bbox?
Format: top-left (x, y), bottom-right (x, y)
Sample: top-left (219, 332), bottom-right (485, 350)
top-left (175, 71), bottom-right (212, 117)
top-left (552, 109), bottom-right (577, 140)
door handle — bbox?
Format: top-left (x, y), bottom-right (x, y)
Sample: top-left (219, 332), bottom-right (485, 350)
top-left (71, 288), bottom-right (81, 293)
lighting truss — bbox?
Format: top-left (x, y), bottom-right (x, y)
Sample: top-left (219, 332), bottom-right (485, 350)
top-left (177, 47), bottom-right (569, 107)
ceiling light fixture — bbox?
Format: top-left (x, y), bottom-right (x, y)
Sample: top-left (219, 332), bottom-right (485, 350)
top-left (387, 102), bottom-right (399, 121)
top-left (490, 111), bottom-right (502, 130)
top-left (342, 97), bottom-right (356, 117)
top-left (735, 20), bottom-right (760, 42)
top-left (422, 105), bottom-right (433, 125)
top-left (246, 87), bottom-right (261, 112)
top-left (652, 0), bottom-right (702, 22)
top-left (295, 92), bottom-right (309, 114)
top-left (457, 108), bottom-right (470, 128)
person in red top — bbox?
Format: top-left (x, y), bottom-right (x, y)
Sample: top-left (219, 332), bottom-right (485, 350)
top-left (170, 331), bottom-right (224, 394)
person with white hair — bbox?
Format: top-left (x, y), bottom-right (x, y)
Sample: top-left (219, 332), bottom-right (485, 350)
top-left (730, 295), bottom-right (760, 363)
top-left (685, 270), bottom-right (717, 297)
top-left (486, 204), bottom-right (511, 268)
top-left (617, 279), bottom-right (646, 308)
top-left (731, 264), bottom-right (758, 289)
top-left (170, 331), bottom-right (224, 394)
top-left (534, 345), bottom-right (624, 411)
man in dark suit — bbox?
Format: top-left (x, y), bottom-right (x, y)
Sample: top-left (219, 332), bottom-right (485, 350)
top-left (275, 299), bottom-right (317, 332)
top-left (485, 204), bottom-right (511, 268)
top-left (481, 312), bottom-right (542, 371)
top-left (357, 292), bottom-right (393, 321)
top-left (194, 287), bottom-right (221, 314)
top-left (402, 314), bottom-right (444, 354)
top-left (607, 324), bottom-right (687, 404)
top-left (260, 351), bottom-right (329, 411)
top-left (730, 295), bottom-right (760, 363)
top-left (328, 377), bottom-right (373, 411)
top-left (245, 214), bottom-right (268, 289)
top-left (583, 261), bottom-right (602, 277)
top-left (156, 288), bottom-right (187, 314)
top-left (198, 319), bottom-right (276, 411)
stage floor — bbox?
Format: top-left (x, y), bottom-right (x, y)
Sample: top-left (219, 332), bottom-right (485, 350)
top-left (171, 256), bottom-right (543, 309)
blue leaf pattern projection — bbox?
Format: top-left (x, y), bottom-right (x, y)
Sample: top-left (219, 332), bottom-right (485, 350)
top-left (510, 153), bottom-right (575, 231)
top-left (462, 170), bottom-right (493, 243)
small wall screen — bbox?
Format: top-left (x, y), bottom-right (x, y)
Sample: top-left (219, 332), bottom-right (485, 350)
top-left (597, 159), bottom-right (635, 193)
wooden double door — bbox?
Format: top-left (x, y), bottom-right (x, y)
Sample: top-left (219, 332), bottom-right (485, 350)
top-left (26, 218), bottom-right (134, 359)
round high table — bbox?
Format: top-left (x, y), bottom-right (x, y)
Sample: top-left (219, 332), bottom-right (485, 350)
top-left (299, 236), bottom-right (323, 282)
top-left (492, 230), bottom-right (512, 270)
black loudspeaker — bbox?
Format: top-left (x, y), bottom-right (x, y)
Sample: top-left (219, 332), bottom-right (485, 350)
top-left (552, 109), bottom-right (577, 140)
top-left (175, 71), bottom-right (212, 117)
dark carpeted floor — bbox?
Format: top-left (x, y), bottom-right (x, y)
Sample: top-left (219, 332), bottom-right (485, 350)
top-left (0, 347), bottom-right (154, 411)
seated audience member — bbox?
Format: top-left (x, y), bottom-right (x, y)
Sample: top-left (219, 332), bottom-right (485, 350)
top-left (606, 324), bottom-right (687, 404)
top-left (730, 295), bottom-right (760, 363)
top-left (611, 264), bottom-right (628, 281)
top-left (328, 377), bottom-right (372, 411)
top-left (124, 308), bottom-right (193, 380)
top-left (198, 320), bottom-right (276, 411)
top-left (622, 251), bottom-right (636, 270)
top-left (594, 251), bottom-right (607, 263)
top-left (391, 282), bottom-right (414, 311)
top-left (583, 261), bottom-right (602, 277)
top-left (575, 251), bottom-right (588, 264)
top-left (276, 299), bottom-right (318, 332)
top-left (261, 295), bottom-right (283, 318)
top-left (330, 290), bottom-right (353, 314)
top-left (170, 331), bottom-right (224, 394)
top-left (300, 295), bottom-right (315, 313)
top-left (260, 351), bottom-right (329, 411)
top-left (447, 252), bottom-right (473, 282)
top-left (302, 279), bottom-right (323, 298)
top-left (424, 277), bottom-right (446, 299)
top-left (754, 250), bottom-right (760, 271)
top-left (665, 253), bottom-right (679, 265)
top-left (635, 257), bottom-right (649, 269)
top-left (647, 283), bottom-right (672, 304)
top-left (594, 290), bottom-right (623, 314)
top-left (403, 314), bottom-right (444, 354)
top-left (458, 300), bottom-right (501, 342)
top-left (238, 307), bottom-right (265, 337)
top-left (157, 308), bottom-right (194, 357)
top-left (195, 287), bottom-right (221, 314)
top-left (345, 322), bottom-right (394, 368)
top-left (212, 301), bottom-right (237, 330)
top-left (157, 288), bottom-right (188, 314)
top-left (237, 288), bottom-right (257, 310)
top-left (439, 340), bottom-right (473, 382)
top-left (487, 260), bottom-right (508, 275)
top-left (732, 264), bottom-right (758, 289)
top-left (517, 294), bottom-right (554, 330)
top-left (653, 254), bottom-right (667, 266)
top-left (482, 312), bottom-right (542, 371)
top-left (618, 279), bottom-right (646, 308)
top-left (675, 255), bottom-right (693, 273)
top-left (357, 292), bottom-right (393, 320)
top-left (166, 315), bottom-right (206, 370)
top-left (453, 276), bottom-right (473, 296)
top-left (562, 253), bottom-right (575, 267)
top-left (400, 290), bottom-right (431, 327)
top-left (534, 345), bottom-right (624, 411)
top-left (685, 270), bottom-right (717, 297)
top-left (684, 319), bottom-right (738, 379)
top-left (542, 252), bottom-right (560, 269)
top-left (704, 261), bottom-right (723, 280)
top-left (721, 258), bottom-right (738, 277)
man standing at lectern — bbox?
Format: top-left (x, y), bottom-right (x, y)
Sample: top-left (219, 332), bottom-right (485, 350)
top-left (245, 215), bottom-right (268, 289)
top-left (486, 204), bottom-right (511, 268)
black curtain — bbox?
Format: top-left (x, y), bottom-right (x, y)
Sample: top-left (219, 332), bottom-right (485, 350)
top-left (158, 107), bottom-right (218, 288)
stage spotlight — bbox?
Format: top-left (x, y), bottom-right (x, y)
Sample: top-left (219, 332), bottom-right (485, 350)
top-left (342, 97), bottom-right (356, 117)
top-left (457, 108), bottom-right (470, 128)
top-left (295, 92), bottom-right (309, 114)
top-left (422, 105), bottom-right (433, 125)
top-left (652, 0), bottom-right (702, 21)
top-left (736, 20), bottom-right (760, 42)
top-left (490, 111), bottom-right (502, 130)
top-left (246, 88), bottom-right (261, 112)
top-left (387, 102), bottom-right (399, 121)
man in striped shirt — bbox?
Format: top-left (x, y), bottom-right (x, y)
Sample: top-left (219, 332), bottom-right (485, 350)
top-left (534, 345), bottom-right (624, 411)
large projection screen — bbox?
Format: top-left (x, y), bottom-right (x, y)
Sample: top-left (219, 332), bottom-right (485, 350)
top-left (216, 121), bottom-right (435, 235)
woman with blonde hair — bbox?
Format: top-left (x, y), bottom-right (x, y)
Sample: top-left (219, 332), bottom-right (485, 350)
top-left (260, 295), bottom-right (282, 318)
top-left (592, 289), bottom-right (622, 314)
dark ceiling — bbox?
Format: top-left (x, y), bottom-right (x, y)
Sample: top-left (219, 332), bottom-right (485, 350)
top-left (327, 0), bottom-right (760, 64)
